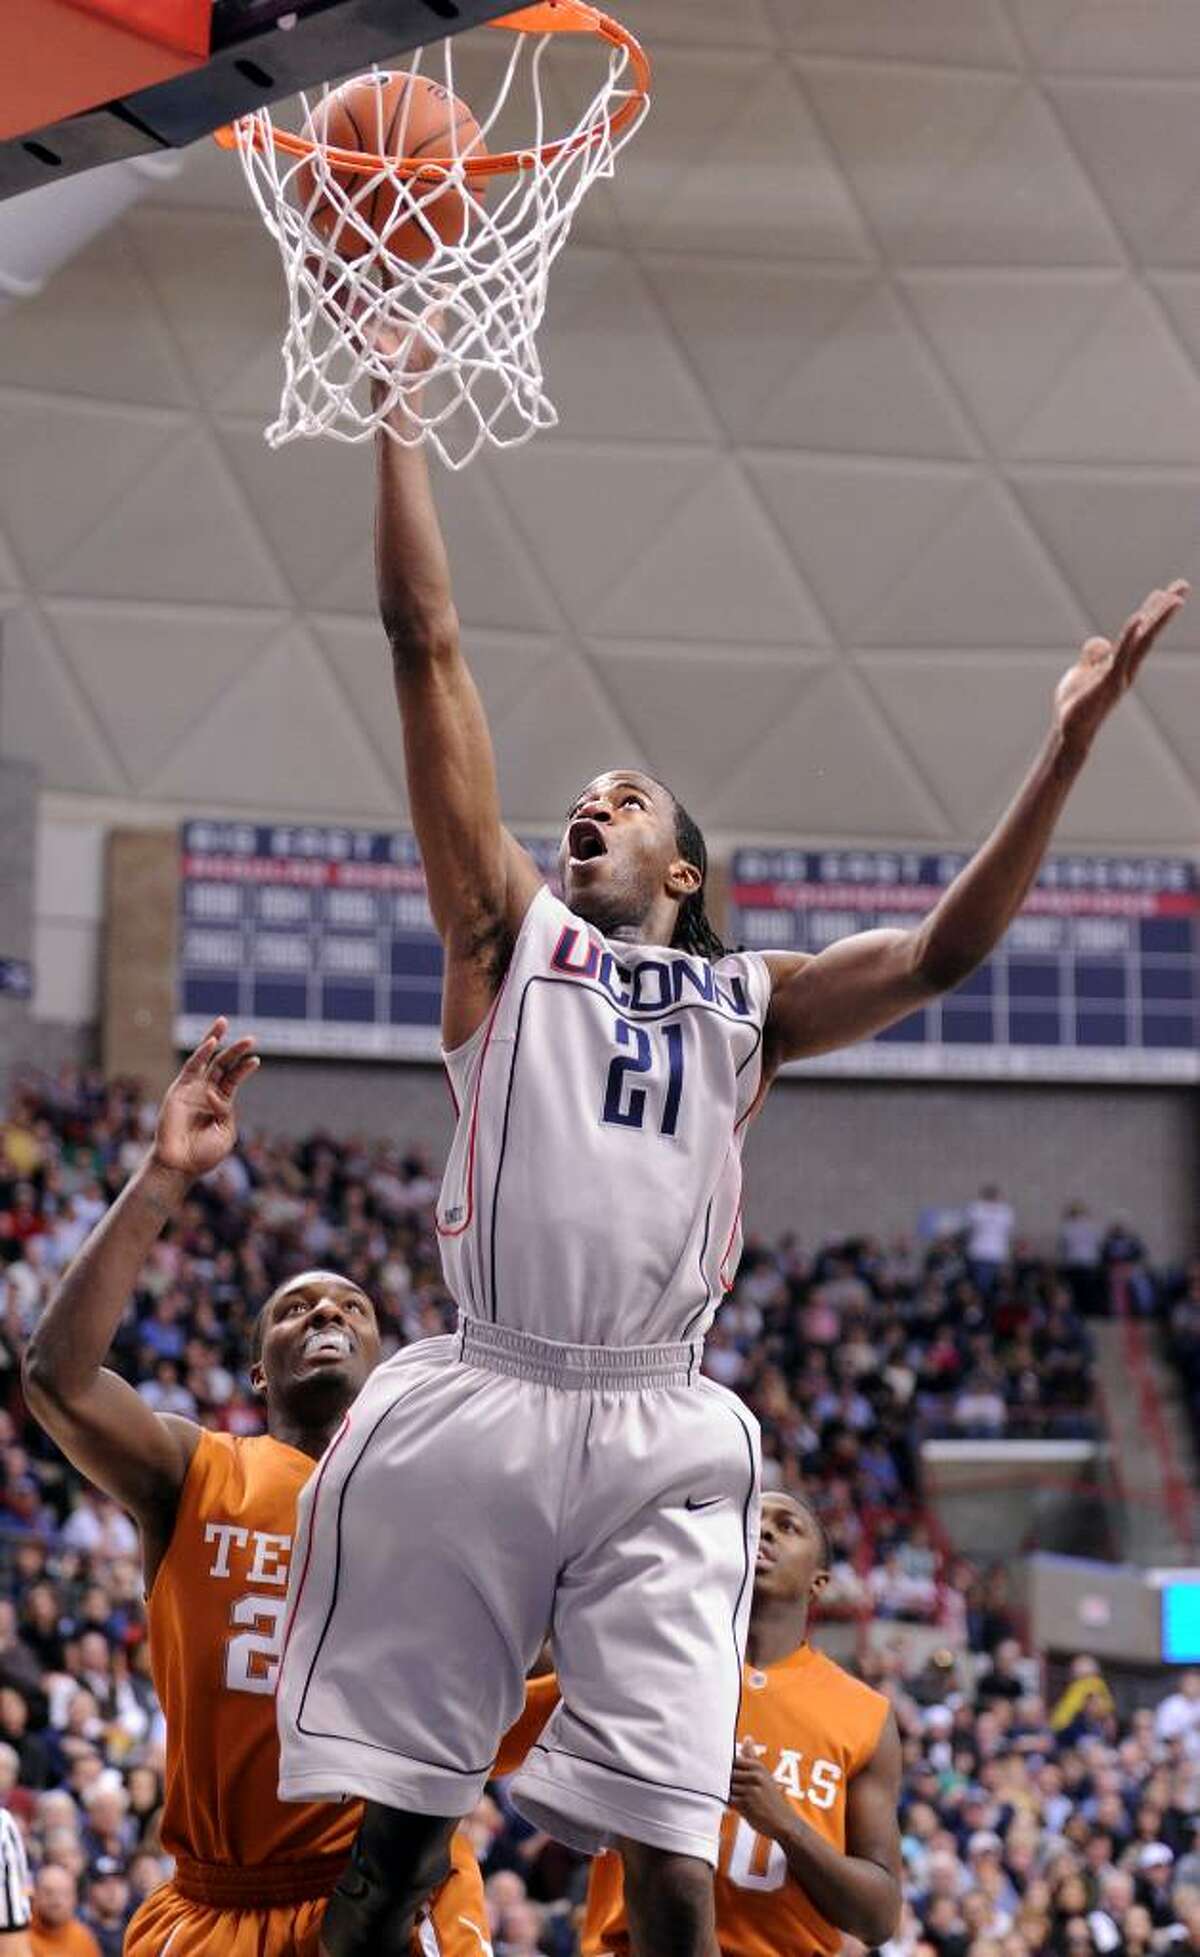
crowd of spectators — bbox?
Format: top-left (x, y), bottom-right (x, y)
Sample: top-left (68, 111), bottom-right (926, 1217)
top-left (0, 1065), bottom-right (1193, 1954)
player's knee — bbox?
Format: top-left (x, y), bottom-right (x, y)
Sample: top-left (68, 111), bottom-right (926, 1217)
top-left (620, 1839), bottom-right (713, 1925)
top-left (320, 1805), bottom-right (457, 1957)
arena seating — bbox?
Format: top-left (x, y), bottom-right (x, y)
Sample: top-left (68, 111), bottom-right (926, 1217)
top-left (0, 1069), bottom-right (1194, 1956)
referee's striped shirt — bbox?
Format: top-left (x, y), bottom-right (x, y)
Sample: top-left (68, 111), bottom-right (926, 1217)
top-left (0, 1811), bottom-right (30, 1933)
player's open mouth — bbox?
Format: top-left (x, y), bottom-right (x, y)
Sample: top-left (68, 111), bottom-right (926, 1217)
top-left (568, 819), bottom-right (607, 865)
top-left (302, 1327), bottom-right (353, 1361)
top-left (755, 1546), bottom-right (777, 1570)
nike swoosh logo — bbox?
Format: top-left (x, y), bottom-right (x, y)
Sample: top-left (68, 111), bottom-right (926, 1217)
top-left (685, 1495), bottom-right (723, 1512)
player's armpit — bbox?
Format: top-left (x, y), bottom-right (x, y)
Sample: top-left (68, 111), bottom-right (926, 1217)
top-left (492, 1672), bottom-right (560, 1778)
top-left (762, 931), bottom-right (935, 1065)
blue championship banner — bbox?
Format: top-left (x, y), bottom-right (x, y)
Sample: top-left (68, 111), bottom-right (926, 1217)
top-left (730, 850), bottom-right (1199, 1083)
top-left (176, 821), bottom-right (560, 1060)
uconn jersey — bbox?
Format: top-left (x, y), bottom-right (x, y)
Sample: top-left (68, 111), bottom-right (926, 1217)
top-left (438, 886), bottom-right (772, 1347)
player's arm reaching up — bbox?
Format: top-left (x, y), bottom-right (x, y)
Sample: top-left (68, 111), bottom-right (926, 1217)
top-left (730, 1714), bottom-right (903, 1947)
top-left (762, 583), bottom-right (1189, 1068)
top-left (22, 1020), bottom-right (258, 1582)
top-left (373, 337), bottom-right (543, 1049)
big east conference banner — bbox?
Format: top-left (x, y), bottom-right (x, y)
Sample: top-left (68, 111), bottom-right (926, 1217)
top-left (729, 850), bottom-right (1199, 1084)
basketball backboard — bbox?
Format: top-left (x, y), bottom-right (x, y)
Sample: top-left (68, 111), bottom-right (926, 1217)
top-left (0, 0), bottom-right (517, 202)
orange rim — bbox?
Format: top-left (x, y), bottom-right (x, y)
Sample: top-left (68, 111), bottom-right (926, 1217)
top-left (213, 1), bottom-right (650, 183)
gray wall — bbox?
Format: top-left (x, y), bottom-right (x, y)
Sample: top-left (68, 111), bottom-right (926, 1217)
top-left (741, 1077), bottom-right (1199, 1265)
top-left (0, 758), bottom-right (38, 1086)
top-left (241, 1061), bottom-right (1198, 1265)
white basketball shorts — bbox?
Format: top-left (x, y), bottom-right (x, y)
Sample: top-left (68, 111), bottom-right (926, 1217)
top-left (276, 1315), bottom-right (761, 1864)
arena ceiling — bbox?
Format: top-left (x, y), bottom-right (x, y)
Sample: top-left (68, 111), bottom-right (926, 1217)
top-left (1, 0), bottom-right (1199, 851)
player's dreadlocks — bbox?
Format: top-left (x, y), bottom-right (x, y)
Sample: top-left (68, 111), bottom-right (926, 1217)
top-left (668, 795), bottom-right (728, 962)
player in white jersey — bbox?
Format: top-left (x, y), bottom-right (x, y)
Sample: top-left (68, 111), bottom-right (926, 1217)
top-left (0, 1809), bottom-right (31, 1954)
top-left (276, 339), bottom-right (1189, 1957)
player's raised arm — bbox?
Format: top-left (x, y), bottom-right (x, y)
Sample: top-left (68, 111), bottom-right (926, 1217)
top-left (762, 583), bottom-right (1189, 1068)
top-left (22, 1020), bottom-right (258, 1576)
top-left (373, 338), bottom-right (543, 1048)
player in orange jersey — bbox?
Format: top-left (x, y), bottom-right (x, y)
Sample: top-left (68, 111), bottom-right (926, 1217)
top-left (500, 1494), bottom-right (902, 1957)
top-left (23, 1021), bottom-right (496, 1957)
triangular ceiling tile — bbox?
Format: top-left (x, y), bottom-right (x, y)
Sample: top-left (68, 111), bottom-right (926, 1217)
top-left (148, 624), bottom-right (396, 814)
top-left (495, 445), bottom-right (710, 627)
top-left (1148, 273), bottom-right (1200, 381)
top-left (613, 53), bottom-right (871, 260)
top-left (1053, 698), bottom-right (1200, 847)
top-left (218, 423), bottom-right (558, 631)
top-left (902, 270), bottom-right (1124, 451)
top-left (709, 665), bottom-right (947, 838)
top-left (759, 282), bottom-right (973, 458)
top-left (745, 454), bottom-right (973, 643)
top-left (216, 422), bottom-right (374, 612)
top-left (47, 428), bottom-right (290, 607)
top-left (1139, 655), bottom-right (1200, 785)
top-left (312, 613), bottom-right (561, 799)
top-left (0, 609), bottom-right (123, 795)
top-left (0, 398), bottom-right (182, 583)
top-left (0, 226), bottom-right (187, 406)
top-left (586, 642), bottom-right (821, 810)
top-left (858, 652), bottom-right (1068, 834)
top-left (1049, 80), bottom-right (1200, 266)
top-left (1013, 284), bottom-right (1200, 464)
top-left (772, 0), bottom-right (1019, 64)
top-left (1012, 1), bottom-right (1200, 77)
top-left (489, 654), bottom-right (647, 827)
top-left (644, 257), bottom-right (873, 446)
top-left (1010, 471), bottom-right (1200, 650)
top-left (592, 461), bottom-right (831, 647)
top-left (614, 0), bottom-right (775, 49)
top-left (805, 67), bottom-right (1118, 266)
top-left (542, 250), bottom-right (715, 444)
top-left (46, 601), bottom-right (288, 788)
top-left (128, 206), bottom-right (287, 419)
top-left (859, 478), bottom-right (1087, 648)
top-left (0, 528), bottom-right (20, 596)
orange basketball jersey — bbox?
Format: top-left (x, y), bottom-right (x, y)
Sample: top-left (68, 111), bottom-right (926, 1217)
top-left (582, 1643), bottom-right (888, 1957)
top-left (146, 1430), bottom-right (492, 1954)
top-left (149, 1430), bottom-right (360, 1877)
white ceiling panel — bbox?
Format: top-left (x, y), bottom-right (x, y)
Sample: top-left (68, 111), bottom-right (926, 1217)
top-left (588, 642), bottom-right (818, 809)
top-left (1018, 3), bottom-right (1200, 81)
top-left (0, 229), bottom-right (187, 407)
top-left (0, 0), bottom-right (1195, 853)
top-left (46, 601), bottom-right (288, 789)
top-left (591, 460), bottom-right (831, 647)
top-left (771, 0), bottom-right (1020, 67)
top-left (857, 478), bottom-right (1087, 649)
top-left (1011, 472), bottom-right (1200, 650)
top-left (745, 455), bottom-right (975, 644)
top-left (803, 66), bottom-right (1119, 267)
top-left (901, 269), bottom-right (1125, 452)
top-left (710, 665), bottom-right (949, 837)
top-left (0, 608), bottom-right (124, 796)
top-left (147, 623), bottom-right (396, 813)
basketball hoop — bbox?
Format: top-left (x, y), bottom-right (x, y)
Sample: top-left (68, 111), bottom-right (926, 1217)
top-left (215, 2), bottom-right (651, 468)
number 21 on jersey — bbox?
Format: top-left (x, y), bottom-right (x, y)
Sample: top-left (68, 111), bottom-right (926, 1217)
top-left (602, 1017), bottom-right (685, 1135)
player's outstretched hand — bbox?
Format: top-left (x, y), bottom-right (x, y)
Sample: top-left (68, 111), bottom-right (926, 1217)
top-left (730, 1744), bottom-right (799, 1845)
top-left (151, 1018), bottom-right (259, 1184)
top-left (1056, 580), bottom-right (1189, 760)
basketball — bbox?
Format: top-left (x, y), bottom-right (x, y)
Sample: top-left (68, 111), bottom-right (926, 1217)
top-left (298, 70), bottom-right (488, 265)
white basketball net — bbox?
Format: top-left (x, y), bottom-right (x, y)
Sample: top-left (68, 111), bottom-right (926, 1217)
top-left (224, 7), bottom-right (649, 468)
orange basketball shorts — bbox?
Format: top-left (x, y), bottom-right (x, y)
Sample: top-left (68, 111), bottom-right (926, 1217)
top-left (125, 1880), bottom-right (326, 1957)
